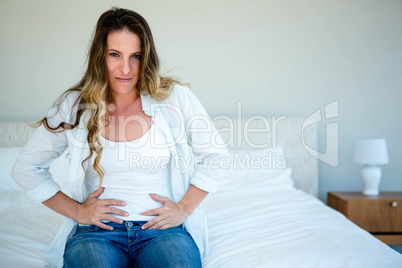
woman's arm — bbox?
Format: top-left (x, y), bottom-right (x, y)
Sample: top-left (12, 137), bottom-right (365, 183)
top-left (180, 86), bottom-right (230, 193)
top-left (140, 185), bottom-right (208, 230)
top-left (11, 91), bottom-right (128, 230)
top-left (179, 184), bottom-right (209, 216)
top-left (11, 93), bottom-right (76, 203)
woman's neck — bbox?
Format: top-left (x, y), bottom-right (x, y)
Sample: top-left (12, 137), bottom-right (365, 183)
top-left (109, 89), bottom-right (141, 113)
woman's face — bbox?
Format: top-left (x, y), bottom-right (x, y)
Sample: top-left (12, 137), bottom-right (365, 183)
top-left (105, 29), bottom-right (141, 97)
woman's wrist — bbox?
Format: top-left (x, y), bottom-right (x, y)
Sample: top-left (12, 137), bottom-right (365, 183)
top-left (178, 185), bottom-right (209, 217)
top-left (177, 200), bottom-right (192, 217)
top-left (72, 202), bottom-right (82, 222)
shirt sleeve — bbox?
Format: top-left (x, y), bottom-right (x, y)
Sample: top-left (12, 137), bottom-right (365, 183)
top-left (177, 85), bottom-right (229, 193)
top-left (10, 92), bottom-right (79, 204)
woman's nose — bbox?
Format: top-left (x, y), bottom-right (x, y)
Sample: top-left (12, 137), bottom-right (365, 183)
top-left (120, 59), bottom-right (130, 75)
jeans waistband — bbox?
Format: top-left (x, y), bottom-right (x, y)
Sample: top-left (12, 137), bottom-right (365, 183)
top-left (77, 221), bottom-right (183, 232)
top-left (123, 221), bottom-right (147, 228)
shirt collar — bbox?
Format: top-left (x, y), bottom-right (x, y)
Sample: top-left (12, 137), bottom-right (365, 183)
top-left (140, 91), bottom-right (160, 116)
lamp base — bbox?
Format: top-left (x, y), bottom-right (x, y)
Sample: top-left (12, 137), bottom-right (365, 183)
top-left (361, 165), bottom-right (381, 196)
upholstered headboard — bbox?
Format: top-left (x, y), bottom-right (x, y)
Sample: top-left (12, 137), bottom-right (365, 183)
top-left (212, 117), bottom-right (318, 196)
top-left (0, 118), bottom-right (318, 196)
top-left (0, 122), bottom-right (36, 147)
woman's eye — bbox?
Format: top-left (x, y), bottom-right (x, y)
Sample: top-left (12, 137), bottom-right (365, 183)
top-left (132, 55), bottom-right (141, 59)
top-left (110, 53), bottom-right (119, 57)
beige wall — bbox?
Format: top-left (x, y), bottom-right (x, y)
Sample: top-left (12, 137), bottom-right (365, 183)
top-left (1, 0), bottom-right (401, 201)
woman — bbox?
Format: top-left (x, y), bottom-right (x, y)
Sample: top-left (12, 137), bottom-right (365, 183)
top-left (11, 7), bottom-right (228, 268)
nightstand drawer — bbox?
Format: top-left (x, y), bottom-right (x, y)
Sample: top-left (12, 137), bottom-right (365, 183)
top-left (327, 192), bottom-right (402, 233)
top-left (346, 199), bottom-right (402, 232)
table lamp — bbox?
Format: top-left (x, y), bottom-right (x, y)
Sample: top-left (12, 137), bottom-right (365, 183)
top-left (354, 138), bottom-right (389, 196)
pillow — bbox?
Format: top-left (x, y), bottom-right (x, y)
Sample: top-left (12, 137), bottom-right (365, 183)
top-left (217, 167), bottom-right (294, 194)
top-left (0, 147), bottom-right (70, 194)
top-left (221, 146), bottom-right (286, 181)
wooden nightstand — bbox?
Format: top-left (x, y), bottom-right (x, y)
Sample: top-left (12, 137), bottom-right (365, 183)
top-left (327, 192), bottom-right (402, 245)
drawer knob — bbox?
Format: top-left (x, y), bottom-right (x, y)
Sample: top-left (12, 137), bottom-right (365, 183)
top-left (391, 201), bottom-right (398, 208)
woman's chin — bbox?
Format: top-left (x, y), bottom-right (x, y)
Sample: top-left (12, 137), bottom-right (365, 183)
top-left (110, 86), bottom-right (136, 95)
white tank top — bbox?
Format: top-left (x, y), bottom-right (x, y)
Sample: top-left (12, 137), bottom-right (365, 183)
top-left (82, 122), bottom-right (172, 224)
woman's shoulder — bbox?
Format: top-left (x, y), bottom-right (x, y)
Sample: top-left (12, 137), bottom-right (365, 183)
top-left (171, 82), bottom-right (190, 94)
top-left (55, 90), bottom-right (81, 110)
top-left (59, 89), bottom-right (81, 103)
top-left (46, 90), bottom-right (82, 122)
top-left (163, 83), bottom-right (196, 105)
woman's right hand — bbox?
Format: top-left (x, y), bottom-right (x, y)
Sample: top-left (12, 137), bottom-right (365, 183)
top-left (74, 187), bottom-right (128, 230)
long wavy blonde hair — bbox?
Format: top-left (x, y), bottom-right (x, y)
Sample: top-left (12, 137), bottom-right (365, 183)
top-left (33, 7), bottom-right (183, 187)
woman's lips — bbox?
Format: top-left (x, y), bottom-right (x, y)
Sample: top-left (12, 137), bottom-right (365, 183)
top-left (115, 77), bottom-right (132, 82)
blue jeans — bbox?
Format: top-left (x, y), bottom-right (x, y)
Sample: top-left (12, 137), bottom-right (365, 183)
top-left (63, 221), bottom-right (202, 268)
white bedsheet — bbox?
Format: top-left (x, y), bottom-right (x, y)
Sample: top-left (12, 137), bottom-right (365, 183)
top-left (1, 180), bottom-right (401, 267)
top-left (202, 179), bottom-right (402, 268)
top-left (0, 192), bottom-right (63, 267)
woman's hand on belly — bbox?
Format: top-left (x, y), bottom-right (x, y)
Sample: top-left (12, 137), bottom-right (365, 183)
top-left (139, 194), bottom-right (189, 230)
top-left (75, 187), bottom-right (129, 231)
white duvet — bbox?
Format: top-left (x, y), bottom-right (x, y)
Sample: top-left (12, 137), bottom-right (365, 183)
top-left (202, 170), bottom-right (402, 268)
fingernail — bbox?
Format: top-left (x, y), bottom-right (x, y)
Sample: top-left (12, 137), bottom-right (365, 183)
top-left (141, 226), bottom-right (145, 230)
top-left (122, 202), bottom-right (126, 206)
top-left (110, 227), bottom-right (113, 231)
top-left (125, 213), bottom-right (129, 216)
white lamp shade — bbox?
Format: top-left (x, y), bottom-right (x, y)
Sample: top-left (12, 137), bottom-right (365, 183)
top-left (354, 138), bottom-right (389, 165)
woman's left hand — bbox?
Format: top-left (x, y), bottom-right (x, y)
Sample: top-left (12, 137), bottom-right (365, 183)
top-left (140, 194), bottom-right (190, 230)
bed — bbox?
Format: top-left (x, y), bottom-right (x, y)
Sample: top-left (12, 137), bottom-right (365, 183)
top-left (1, 119), bottom-right (401, 268)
